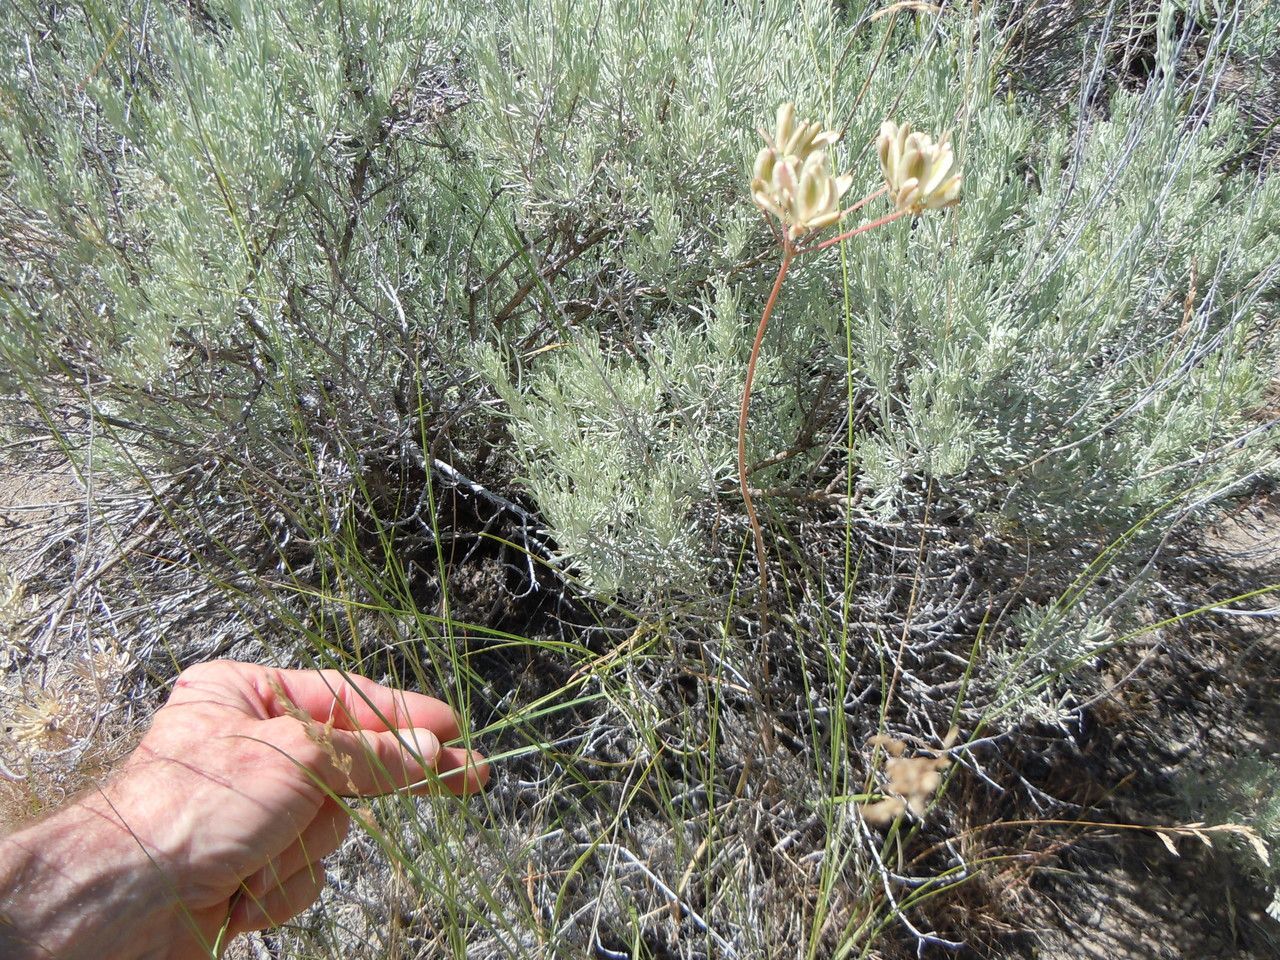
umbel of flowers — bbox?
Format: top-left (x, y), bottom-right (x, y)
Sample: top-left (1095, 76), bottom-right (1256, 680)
top-left (877, 120), bottom-right (962, 213)
top-left (750, 103), bottom-right (854, 240)
top-left (739, 103), bottom-right (962, 630)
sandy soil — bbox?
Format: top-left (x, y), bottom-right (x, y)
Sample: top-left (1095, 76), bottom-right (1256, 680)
top-left (1032, 492), bottom-right (1280, 959)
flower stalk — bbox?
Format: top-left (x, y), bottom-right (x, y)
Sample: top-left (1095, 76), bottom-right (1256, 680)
top-left (739, 104), bottom-right (962, 626)
top-left (737, 246), bottom-right (794, 620)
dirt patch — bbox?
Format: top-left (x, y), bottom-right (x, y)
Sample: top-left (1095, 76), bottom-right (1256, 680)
top-left (1025, 490), bottom-right (1280, 959)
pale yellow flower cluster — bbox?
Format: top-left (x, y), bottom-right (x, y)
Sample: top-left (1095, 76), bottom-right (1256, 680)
top-left (751, 102), bottom-right (854, 241)
top-left (8, 687), bottom-right (73, 751)
top-left (876, 120), bottom-right (962, 213)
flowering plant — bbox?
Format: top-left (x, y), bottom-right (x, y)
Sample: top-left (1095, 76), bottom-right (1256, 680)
top-left (738, 104), bottom-right (963, 626)
top-left (750, 103), bottom-right (853, 240)
top-left (877, 120), bottom-right (962, 212)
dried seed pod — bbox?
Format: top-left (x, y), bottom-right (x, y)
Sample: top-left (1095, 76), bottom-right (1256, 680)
top-left (858, 734), bottom-right (954, 827)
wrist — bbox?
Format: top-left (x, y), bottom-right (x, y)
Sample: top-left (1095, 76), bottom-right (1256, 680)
top-left (0, 779), bottom-right (179, 960)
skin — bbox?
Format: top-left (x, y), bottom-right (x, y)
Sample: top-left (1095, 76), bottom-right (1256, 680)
top-left (0, 660), bottom-right (489, 959)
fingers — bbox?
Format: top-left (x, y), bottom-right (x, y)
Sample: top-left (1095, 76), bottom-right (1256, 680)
top-left (321, 725), bottom-right (442, 795)
top-left (309, 723), bottom-right (489, 797)
top-left (230, 863), bottom-right (327, 934)
top-left (432, 746), bottom-right (491, 797)
top-left (267, 668), bottom-right (462, 741)
top-left (169, 661), bottom-right (492, 797)
top-left (242, 799), bottom-right (349, 902)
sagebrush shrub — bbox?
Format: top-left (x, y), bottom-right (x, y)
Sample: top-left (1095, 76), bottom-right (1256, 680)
top-left (5, 1), bottom-right (1275, 596)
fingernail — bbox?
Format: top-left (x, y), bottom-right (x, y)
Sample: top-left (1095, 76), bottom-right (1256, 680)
top-left (405, 728), bottom-right (440, 766)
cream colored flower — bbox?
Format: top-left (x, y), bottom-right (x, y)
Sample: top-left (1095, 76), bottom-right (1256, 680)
top-left (877, 121), bottom-right (962, 213)
top-left (765, 101), bottom-right (840, 164)
top-left (8, 688), bottom-right (73, 752)
top-left (751, 102), bottom-right (853, 241)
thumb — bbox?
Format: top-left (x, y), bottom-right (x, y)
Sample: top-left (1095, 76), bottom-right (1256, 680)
top-left (326, 726), bottom-right (440, 795)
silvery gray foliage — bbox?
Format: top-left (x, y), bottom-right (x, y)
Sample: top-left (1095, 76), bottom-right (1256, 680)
top-left (1180, 751), bottom-right (1280, 922)
top-left (471, 1), bottom-right (1280, 596)
top-left (3, 0), bottom-right (1276, 600)
top-left (982, 602), bottom-right (1113, 728)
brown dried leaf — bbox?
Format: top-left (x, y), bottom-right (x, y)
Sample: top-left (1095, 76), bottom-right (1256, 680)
top-left (859, 796), bottom-right (906, 826)
top-left (868, 734), bottom-right (906, 757)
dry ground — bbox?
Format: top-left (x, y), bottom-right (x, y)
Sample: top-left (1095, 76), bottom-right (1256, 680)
top-left (1030, 492), bottom-right (1280, 959)
top-left (3, 449), bottom-right (1279, 957)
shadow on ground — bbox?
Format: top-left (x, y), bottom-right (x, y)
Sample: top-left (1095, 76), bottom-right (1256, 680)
top-left (1025, 489), bottom-right (1280, 959)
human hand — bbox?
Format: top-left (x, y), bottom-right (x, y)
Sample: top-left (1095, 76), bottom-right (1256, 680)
top-left (0, 660), bottom-right (489, 960)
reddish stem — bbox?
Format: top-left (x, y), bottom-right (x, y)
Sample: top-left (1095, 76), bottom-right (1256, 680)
top-left (838, 185), bottom-right (888, 221)
top-left (737, 196), bottom-right (904, 629)
top-left (738, 246), bottom-right (794, 624)
top-left (807, 206), bottom-right (910, 253)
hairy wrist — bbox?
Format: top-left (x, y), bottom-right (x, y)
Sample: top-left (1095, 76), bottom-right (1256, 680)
top-left (0, 775), bottom-right (183, 960)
